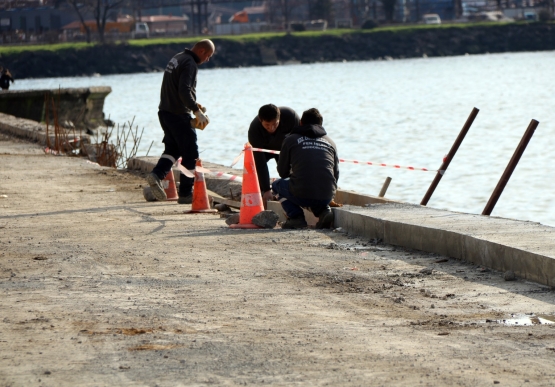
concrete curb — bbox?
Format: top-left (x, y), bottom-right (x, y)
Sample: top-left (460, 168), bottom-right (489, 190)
top-left (0, 112), bottom-right (91, 147)
top-left (334, 204), bottom-right (555, 287)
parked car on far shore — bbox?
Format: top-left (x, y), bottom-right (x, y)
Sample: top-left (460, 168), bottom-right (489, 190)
top-left (468, 11), bottom-right (514, 22)
top-left (422, 14), bottom-right (441, 24)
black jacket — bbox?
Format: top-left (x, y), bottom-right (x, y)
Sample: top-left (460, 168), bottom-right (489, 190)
top-left (0, 71), bottom-right (14, 90)
top-left (158, 49), bottom-right (200, 115)
top-left (277, 124), bottom-right (339, 200)
top-left (248, 107), bottom-right (300, 192)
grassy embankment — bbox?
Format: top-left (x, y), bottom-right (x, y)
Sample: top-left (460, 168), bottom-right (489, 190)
top-left (0, 21), bottom-right (524, 55)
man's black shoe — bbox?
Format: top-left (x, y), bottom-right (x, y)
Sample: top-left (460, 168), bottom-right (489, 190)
top-left (315, 208), bottom-right (334, 229)
top-left (177, 194), bottom-right (193, 204)
top-left (282, 216), bottom-right (307, 229)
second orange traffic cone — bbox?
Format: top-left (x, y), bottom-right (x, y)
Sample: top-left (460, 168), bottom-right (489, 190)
top-left (185, 159), bottom-right (217, 213)
top-left (162, 169), bottom-right (178, 201)
top-left (230, 143), bottom-right (264, 229)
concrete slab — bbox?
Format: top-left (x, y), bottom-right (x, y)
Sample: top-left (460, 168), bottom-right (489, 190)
top-left (333, 203), bottom-right (555, 287)
top-left (334, 189), bottom-right (396, 205)
top-left (207, 189), bottom-right (241, 209)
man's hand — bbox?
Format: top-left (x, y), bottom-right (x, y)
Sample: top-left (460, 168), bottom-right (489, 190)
top-left (194, 109), bottom-right (209, 130)
top-left (262, 190), bottom-right (274, 209)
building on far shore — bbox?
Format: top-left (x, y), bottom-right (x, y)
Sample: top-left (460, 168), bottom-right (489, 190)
top-left (61, 14), bottom-right (188, 39)
top-left (139, 14), bottom-right (188, 35)
top-left (0, 4), bottom-right (73, 38)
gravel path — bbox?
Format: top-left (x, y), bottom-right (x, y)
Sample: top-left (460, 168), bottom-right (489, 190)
top-left (1, 133), bottom-right (554, 386)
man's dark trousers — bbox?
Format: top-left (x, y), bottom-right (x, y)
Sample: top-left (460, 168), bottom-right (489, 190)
top-left (152, 110), bottom-right (198, 197)
top-left (271, 178), bottom-right (331, 219)
top-left (253, 152), bottom-right (278, 193)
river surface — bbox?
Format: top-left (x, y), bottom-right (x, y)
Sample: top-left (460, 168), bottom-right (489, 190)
top-left (16, 51), bottom-right (555, 225)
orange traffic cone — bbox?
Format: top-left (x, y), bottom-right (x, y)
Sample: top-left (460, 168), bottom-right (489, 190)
top-left (185, 159), bottom-right (217, 213)
top-left (162, 169), bottom-right (178, 201)
top-left (230, 143), bottom-right (264, 229)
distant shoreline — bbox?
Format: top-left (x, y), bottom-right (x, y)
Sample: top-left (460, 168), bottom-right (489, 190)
top-left (2, 22), bottom-right (555, 79)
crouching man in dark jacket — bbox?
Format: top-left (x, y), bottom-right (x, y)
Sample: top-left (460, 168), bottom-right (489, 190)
top-left (271, 108), bottom-right (339, 229)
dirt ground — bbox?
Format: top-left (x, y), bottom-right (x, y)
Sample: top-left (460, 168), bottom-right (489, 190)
top-left (1, 132), bottom-right (554, 387)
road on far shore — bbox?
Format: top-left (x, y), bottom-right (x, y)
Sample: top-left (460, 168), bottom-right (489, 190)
top-left (1, 132), bottom-right (554, 386)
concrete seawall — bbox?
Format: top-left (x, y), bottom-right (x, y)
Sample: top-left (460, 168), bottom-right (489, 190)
top-left (0, 87), bottom-right (112, 131)
top-left (1, 112), bottom-right (554, 288)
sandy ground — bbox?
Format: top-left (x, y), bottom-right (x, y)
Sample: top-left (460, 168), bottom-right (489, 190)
top-left (1, 132), bottom-right (555, 387)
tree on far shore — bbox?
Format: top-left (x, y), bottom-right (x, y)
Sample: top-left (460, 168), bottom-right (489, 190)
top-left (380, 0), bottom-right (396, 22)
top-left (92, 0), bottom-right (127, 44)
top-left (62, 0), bottom-right (127, 44)
top-left (308, 0), bottom-right (333, 22)
top-left (267, 0), bottom-right (303, 31)
top-left (65, 0), bottom-right (92, 43)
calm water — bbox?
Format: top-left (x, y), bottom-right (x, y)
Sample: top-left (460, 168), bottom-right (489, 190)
top-left (16, 51), bottom-right (555, 225)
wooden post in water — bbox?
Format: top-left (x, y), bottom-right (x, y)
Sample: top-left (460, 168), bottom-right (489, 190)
top-left (378, 177), bottom-right (392, 197)
top-left (420, 107), bottom-right (479, 206)
top-left (482, 119), bottom-right (539, 216)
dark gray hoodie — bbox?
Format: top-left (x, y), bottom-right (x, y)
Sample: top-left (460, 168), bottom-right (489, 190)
top-left (277, 124), bottom-right (339, 200)
top-left (158, 49), bottom-right (200, 115)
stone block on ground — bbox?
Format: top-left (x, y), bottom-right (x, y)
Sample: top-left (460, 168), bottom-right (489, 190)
top-left (252, 210), bottom-right (279, 229)
top-left (206, 178), bottom-right (242, 200)
top-left (215, 203), bottom-right (230, 212)
top-left (225, 213), bottom-right (240, 226)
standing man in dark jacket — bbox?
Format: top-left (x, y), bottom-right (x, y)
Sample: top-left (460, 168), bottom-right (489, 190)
top-left (0, 68), bottom-right (14, 90)
top-left (248, 104), bottom-right (300, 206)
top-left (271, 108), bottom-right (339, 229)
top-left (146, 39), bottom-right (215, 204)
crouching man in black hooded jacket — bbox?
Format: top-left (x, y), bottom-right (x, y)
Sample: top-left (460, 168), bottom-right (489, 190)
top-left (271, 108), bottom-right (339, 229)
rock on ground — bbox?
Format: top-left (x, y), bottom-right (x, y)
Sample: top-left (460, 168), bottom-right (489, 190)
top-left (252, 210), bottom-right (279, 229)
top-left (225, 213), bottom-right (240, 225)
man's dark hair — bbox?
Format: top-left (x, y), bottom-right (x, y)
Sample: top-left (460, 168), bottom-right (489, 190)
top-left (258, 104), bottom-right (280, 122)
top-left (300, 108), bottom-right (323, 126)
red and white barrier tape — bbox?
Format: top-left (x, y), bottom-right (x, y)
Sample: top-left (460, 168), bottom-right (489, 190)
top-left (338, 158), bottom-right (432, 172)
top-left (208, 171), bottom-right (243, 183)
top-left (43, 138), bottom-right (81, 156)
top-left (231, 147), bottom-right (438, 172)
top-left (230, 151), bottom-right (245, 167)
top-left (230, 147), bottom-right (281, 167)
top-left (177, 164), bottom-right (243, 182)
top-left (44, 147), bottom-right (60, 155)
top-left (252, 147), bottom-right (279, 154)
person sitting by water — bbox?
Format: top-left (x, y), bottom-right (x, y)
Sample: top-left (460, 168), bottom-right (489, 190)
top-left (271, 108), bottom-right (339, 229)
top-left (248, 104), bottom-right (300, 207)
top-left (0, 68), bottom-right (14, 90)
